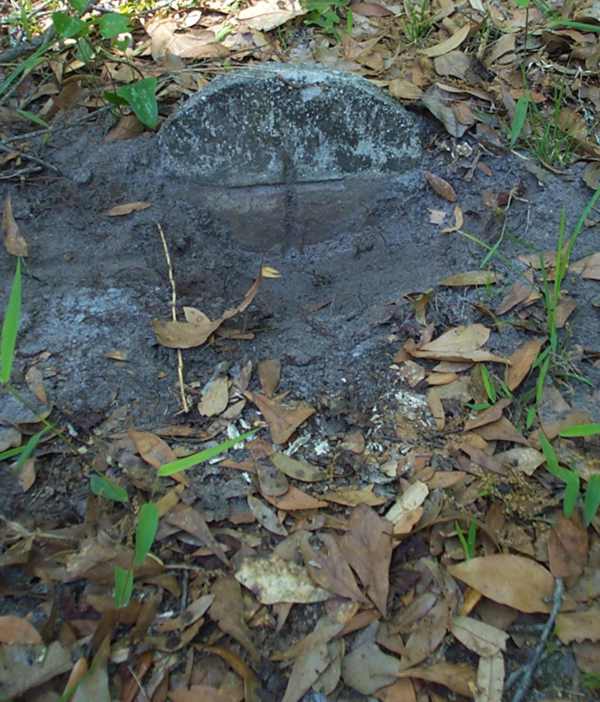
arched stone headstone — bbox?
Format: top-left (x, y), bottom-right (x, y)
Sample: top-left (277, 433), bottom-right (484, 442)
top-left (158, 64), bottom-right (424, 250)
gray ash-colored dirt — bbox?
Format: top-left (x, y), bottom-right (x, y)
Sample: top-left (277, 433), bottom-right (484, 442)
top-left (0, 77), bottom-right (599, 702)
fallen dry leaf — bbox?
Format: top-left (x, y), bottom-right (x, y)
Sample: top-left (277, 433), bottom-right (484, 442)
top-left (440, 271), bottom-right (502, 287)
top-left (556, 608), bottom-right (600, 644)
top-left (247, 494), bottom-right (288, 536)
top-left (0, 615), bottom-right (42, 644)
top-left (397, 661), bottom-right (476, 698)
top-left (322, 484), bottom-right (386, 507)
top-left (246, 391), bottom-right (315, 444)
top-left (105, 201), bottom-right (151, 216)
top-left (271, 452), bottom-right (327, 482)
top-left (238, 0), bottom-right (306, 31)
top-left (342, 635), bottom-right (401, 694)
top-left (263, 485), bottom-right (327, 510)
top-left (449, 555), bottom-right (559, 613)
top-left (385, 481), bottom-right (428, 535)
top-left (420, 23), bottom-right (472, 58)
top-left (548, 514), bottom-right (588, 579)
top-left (198, 376), bottom-right (229, 417)
top-left (476, 652), bottom-right (504, 702)
top-left (424, 171), bottom-right (457, 202)
top-left (209, 576), bottom-right (259, 662)
top-left (258, 358), bottom-right (281, 396)
top-left (153, 273), bottom-right (262, 349)
top-left (339, 505), bottom-right (393, 616)
top-left (450, 616), bottom-right (508, 657)
top-left (2, 195), bottom-right (28, 256)
top-left (235, 555), bottom-right (330, 604)
top-left (506, 338), bottom-right (545, 391)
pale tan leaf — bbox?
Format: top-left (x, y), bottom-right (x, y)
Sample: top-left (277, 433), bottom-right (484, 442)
top-left (208, 576), bottom-right (259, 661)
top-left (0, 615), bottom-right (42, 644)
top-left (198, 376), bottom-right (229, 417)
top-left (506, 338), bottom-right (545, 391)
top-left (419, 23), bottom-right (472, 58)
top-left (389, 79), bottom-right (423, 100)
top-left (105, 201), bottom-right (151, 216)
top-left (321, 484), bottom-right (386, 507)
top-left (258, 358), bottom-right (281, 396)
top-left (2, 195), bottom-right (28, 257)
top-left (235, 555), bottom-right (331, 604)
top-left (556, 608), bottom-right (600, 644)
top-left (476, 652), bottom-right (504, 702)
top-left (495, 447), bottom-right (544, 476)
top-left (440, 204), bottom-right (464, 234)
top-left (238, 0), bottom-right (306, 31)
top-left (448, 555), bottom-right (558, 613)
top-left (263, 485), bottom-right (327, 510)
top-left (451, 616), bottom-right (508, 656)
top-left (440, 271), bottom-right (502, 287)
top-left (385, 481), bottom-right (428, 535)
top-left (421, 324), bottom-right (489, 353)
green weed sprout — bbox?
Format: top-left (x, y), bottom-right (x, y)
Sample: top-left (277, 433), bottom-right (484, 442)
top-left (456, 517), bottom-right (478, 560)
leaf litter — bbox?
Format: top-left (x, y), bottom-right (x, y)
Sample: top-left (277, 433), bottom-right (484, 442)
top-left (3, 0), bottom-right (600, 698)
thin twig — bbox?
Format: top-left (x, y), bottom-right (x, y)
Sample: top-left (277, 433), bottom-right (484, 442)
top-left (156, 222), bottom-right (189, 413)
top-left (5, 104), bottom-right (112, 143)
top-left (0, 141), bottom-right (61, 174)
top-left (508, 577), bottom-right (564, 702)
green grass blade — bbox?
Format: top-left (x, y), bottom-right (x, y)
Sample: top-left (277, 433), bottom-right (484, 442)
top-left (560, 423), bottom-right (600, 438)
top-left (114, 566), bottom-right (133, 608)
top-left (14, 427), bottom-right (50, 471)
top-left (158, 429), bottom-right (256, 477)
top-left (567, 187), bottom-right (600, 260)
top-left (133, 502), bottom-right (158, 567)
top-left (584, 475), bottom-right (600, 526)
top-left (0, 445), bottom-right (27, 462)
top-left (0, 43), bottom-right (50, 101)
top-left (1, 259), bottom-right (22, 385)
top-left (510, 94), bottom-right (530, 147)
top-left (480, 365), bottom-right (496, 404)
top-left (90, 474), bottom-right (129, 502)
top-left (539, 432), bottom-right (580, 517)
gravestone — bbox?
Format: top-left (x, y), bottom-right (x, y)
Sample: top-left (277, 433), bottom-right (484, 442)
top-left (158, 63), bottom-right (424, 250)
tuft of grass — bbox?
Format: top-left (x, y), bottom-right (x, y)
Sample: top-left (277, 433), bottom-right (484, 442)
top-left (456, 518), bottom-right (478, 560)
top-left (510, 85), bottom-right (574, 168)
top-left (402, 0), bottom-right (432, 43)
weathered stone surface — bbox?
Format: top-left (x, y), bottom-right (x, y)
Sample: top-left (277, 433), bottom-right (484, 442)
top-left (158, 63), bottom-right (424, 250)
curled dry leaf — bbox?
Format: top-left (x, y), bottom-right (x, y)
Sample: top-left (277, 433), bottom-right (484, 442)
top-left (440, 205), bottom-right (464, 234)
top-left (424, 171), bottom-right (457, 202)
top-left (153, 273), bottom-right (262, 349)
top-left (2, 195), bottom-right (28, 257)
